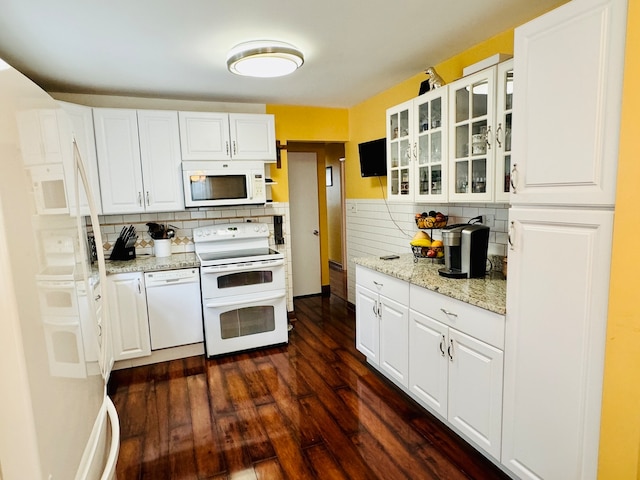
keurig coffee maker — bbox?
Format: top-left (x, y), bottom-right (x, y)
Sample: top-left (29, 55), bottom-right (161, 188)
top-left (438, 224), bottom-right (490, 278)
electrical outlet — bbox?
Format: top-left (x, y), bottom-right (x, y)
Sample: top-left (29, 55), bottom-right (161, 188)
top-left (349, 203), bottom-right (358, 214)
top-left (481, 214), bottom-right (495, 228)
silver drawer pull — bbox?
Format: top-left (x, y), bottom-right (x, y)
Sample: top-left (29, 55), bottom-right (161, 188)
top-left (373, 281), bottom-right (383, 288)
top-left (440, 308), bottom-right (458, 318)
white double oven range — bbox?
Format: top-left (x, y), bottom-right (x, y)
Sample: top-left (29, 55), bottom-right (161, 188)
top-left (193, 223), bottom-right (288, 357)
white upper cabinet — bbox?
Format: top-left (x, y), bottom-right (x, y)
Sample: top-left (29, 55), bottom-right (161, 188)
top-left (94, 108), bottom-right (184, 214)
top-left (448, 67), bottom-right (497, 203)
top-left (17, 108), bottom-right (64, 166)
top-left (509, 0), bottom-right (627, 206)
top-left (386, 87), bottom-right (449, 203)
top-left (178, 112), bottom-right (276, 161)
top-left (137, 110), bottom-right (184, 212)
top-left (494, 60), bottom-right (514, 203)
top-left (57, 101), bottom-right (103, 215)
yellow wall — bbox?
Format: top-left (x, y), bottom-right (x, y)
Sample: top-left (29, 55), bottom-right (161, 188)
top-left (598, 0), bottom-right (640, 477)
top-left (265, 105), bottom-right (348, 202)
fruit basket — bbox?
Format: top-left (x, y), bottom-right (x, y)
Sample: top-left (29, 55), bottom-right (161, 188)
top-left (415, 211), bottom-right (448, 229)
top-left (410, 230), bottom-right (445, 263)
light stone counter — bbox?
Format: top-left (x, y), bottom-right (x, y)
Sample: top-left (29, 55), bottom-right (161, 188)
top-left (105, 252), bottom-right (199, 275)
top-left (354, 254), bottom-right (506, 315)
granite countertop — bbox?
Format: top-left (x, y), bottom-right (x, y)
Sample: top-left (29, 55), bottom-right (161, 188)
top-left (354, 254), bottom-right (506, 315)
top-left (105, 252), bottom-right (200, 274)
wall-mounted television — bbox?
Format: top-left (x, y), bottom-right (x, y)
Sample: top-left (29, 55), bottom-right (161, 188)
top-left (358, 138), bottom-right (387, 177)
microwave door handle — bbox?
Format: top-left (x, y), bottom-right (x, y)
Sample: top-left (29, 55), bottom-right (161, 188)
top-left (205, 291), bottom-right (285, 309)
top-left (247, 175), bottom-right (253, 200)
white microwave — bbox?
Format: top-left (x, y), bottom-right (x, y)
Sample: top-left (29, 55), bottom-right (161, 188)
top-left (182, 161), bottom-right (266, 207)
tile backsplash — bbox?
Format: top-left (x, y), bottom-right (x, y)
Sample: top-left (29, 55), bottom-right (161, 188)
top-left (95, 203), bottom-right (289, 256)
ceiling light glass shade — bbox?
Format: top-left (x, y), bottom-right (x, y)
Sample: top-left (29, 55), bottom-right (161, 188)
top-left (227, 41), bottom-right (304, 78)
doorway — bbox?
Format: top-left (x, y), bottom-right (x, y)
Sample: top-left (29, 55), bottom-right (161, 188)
top-left (288, 151), bottom-right (321, 297)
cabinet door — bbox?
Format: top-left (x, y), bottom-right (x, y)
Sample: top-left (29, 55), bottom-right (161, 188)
top-left (229, 113), bottom-right (276, 161)
top-left (137, 110), bottom-right (184, 212)
top-left (510, 0), bottom-right (626, 206)
top-left (502, 207), bottom-right (614, 479)
top-left (93, 108), bottom-right (145, 214)
top-left (178, 111), bottom-right (231, 160)
top-left (414, 89), bottom-right (448, 203)
top-left (107, 273), bottom-right (151, 361)
top-left (448, 328), bottom-right (503, 461)
top-left (17, 109), bottom-right (64, 165)
top-left (448, 68), bottom-right (496, 202)
top-left (386, 99), bottom-right (414, 201)
top-left (57, 101), bottom-right (102, 215)
top-left (355, 284), bottom-right (379, 364)
top-left (379, 295), bottom-right (409, 387)
top-left (409, 309), bottom-right (449, 418)
top-left (494, 60), bottom-right (514, 203)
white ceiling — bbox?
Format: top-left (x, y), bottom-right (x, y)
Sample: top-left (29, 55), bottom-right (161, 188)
top-left (0, 0), bottom-right (567, 108)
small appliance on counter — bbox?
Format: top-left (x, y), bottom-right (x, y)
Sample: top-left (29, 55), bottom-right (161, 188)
top-left (109, 225), bottom-right (137, 261)
top-left (438, 224), bottom-right (490, 279)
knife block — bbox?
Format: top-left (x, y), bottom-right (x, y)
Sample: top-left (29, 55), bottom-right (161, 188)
top-left (109, 238), bottom-right (136, 261)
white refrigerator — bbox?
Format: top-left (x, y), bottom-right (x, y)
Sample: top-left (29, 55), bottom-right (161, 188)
top-left (0, 60), bottom-right (119, 478)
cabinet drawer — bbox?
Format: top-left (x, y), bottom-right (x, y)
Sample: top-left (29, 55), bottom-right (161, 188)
top-left (410, 284), bottom-right (504, 349)
top-left (356, 265), bottom-right (409, 304)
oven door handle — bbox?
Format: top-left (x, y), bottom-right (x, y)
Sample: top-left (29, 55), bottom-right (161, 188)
top-left (205, 291), bottom-right (286, 309)
top-left (202, 259), bottom-right (284, 274)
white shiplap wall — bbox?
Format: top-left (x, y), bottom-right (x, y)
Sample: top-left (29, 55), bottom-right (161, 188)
top-left (345, 199), bottom-right (509, 303)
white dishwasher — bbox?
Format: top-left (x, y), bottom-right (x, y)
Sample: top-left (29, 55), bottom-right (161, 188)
top-left (144, 268), bottom-right (204, 350)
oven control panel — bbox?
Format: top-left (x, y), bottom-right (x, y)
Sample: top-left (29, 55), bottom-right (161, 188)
top-left (193, 223), bottom-right (269, 242)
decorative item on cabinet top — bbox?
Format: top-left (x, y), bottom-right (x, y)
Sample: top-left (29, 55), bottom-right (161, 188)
top-left (419, 66), bottom-right (445, 95)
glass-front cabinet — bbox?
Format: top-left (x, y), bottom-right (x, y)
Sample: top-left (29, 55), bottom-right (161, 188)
top-left (494, 59), bottom-right (514, 203)
top-left (387, 87), bottom-right (448, 202)
top-left (387, 100), bottom-right (413, 199)
top-left (448, 68), bottom-right (496, 202)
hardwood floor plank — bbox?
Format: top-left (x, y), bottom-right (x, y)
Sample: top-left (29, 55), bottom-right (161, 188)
top-left (253, 458), bottom-right (286, 480)
top-left (257, 403), bottom-right (316, 480)
top-left (116, 436), bottom-right (143, 480)
top-left (187, 373), bottom-right (226, 477)
top-left (140, 379), bottom-right (170, 479)
top-left (304, 444), bottom-right (350, 480)
top-left (216, 413), bottom-right (253, 473)
top-left (168, 423), bottom-right (197, 479)
top-left (298, 395), bottom-right (377, 480)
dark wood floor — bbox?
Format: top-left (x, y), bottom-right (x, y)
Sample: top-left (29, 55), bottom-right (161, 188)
top-left (108, 286), bottom-right (509, 479)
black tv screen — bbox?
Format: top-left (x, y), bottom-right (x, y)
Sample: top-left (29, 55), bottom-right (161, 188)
top-left (358, 138), bottom-right (387, 177)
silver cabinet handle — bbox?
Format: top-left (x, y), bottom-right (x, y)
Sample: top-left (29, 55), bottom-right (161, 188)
top-left (146, 191), bottom-right (150, 206)
top-left (439, 335), bottom-right (446, 356)
top-left (372, 302), bottom-right (378, 317)
top-left (447, 339), bottom-right (454, 361)
top-left (510, 163), bottom-right (518, 193)
top-left (225, 141), bottom-right (230, 156)
top-left (496, 123), bottom-right (503, 148)
top-left (313, 230), bottom-right (319, 236)
top-left (138, 192), bottom-right (142, 206)
top-left (137, 279), bottom-right (142, 294)
top-left (440, 308), bottom-right (458, 318)
top-left (373, 280), bottom-right (383, 288)
top-left (413, 142), bottom-right (417, 160)
top-left (94, 294), bottom-right (101, 301)
top-left (485, 125), bottom-right (492, 150)
top-left (233, 141), bottom-right (237, 156)
top-left (509, 221), bottom-right (515, 251)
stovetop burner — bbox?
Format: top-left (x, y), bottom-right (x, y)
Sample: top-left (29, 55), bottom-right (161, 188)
top-left (197, 247), bottom-right (282, 264)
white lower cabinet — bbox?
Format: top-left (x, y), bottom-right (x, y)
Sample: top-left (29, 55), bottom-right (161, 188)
top-left (107, 272), bottom-right (151, 361)
top-left (355, 265), bottom-right (409, 387)
top-left (355, 265), bottom-right (506, 462)
top-left (409, 285), bottom-right (504, 461)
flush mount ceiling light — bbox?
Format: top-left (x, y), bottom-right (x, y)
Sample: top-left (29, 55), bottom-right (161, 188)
top-left (226, 40), bottom-right (304, 78)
